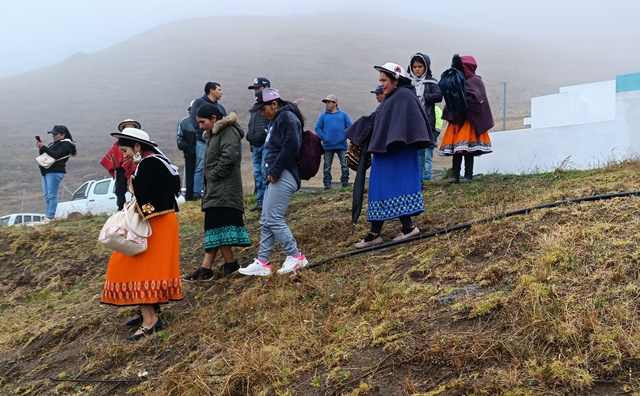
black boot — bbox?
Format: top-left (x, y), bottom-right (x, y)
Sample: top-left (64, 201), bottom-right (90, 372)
top-left (461, 155), bottom-right (474, 182)
top-left (449, 154), bottom-right (462, 183)
top-left (222, 261), bottom-right (240, 276)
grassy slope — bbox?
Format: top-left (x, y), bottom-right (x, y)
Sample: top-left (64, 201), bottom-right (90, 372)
top-left (3, 162), bottom-right (640, 395)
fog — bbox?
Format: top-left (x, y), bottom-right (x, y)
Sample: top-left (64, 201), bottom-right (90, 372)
top-left (1, 0), bottom-right (637, 78)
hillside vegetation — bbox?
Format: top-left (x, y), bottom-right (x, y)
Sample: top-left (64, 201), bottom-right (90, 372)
top-left (3, 162), bottom-right (640, 395)
top-left (3, 12), bottom-right (633, 214)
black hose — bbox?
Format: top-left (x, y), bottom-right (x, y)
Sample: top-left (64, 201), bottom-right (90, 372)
top-left (49, 376), bottom-right (147, 383)
top-left (309, 190), bottom-right (640, 268)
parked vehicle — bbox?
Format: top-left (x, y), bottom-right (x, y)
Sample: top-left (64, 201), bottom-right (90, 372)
top-left (55, 178), bottom-right (185, 219)
top-left (0, 213), bottom-right (46, 226)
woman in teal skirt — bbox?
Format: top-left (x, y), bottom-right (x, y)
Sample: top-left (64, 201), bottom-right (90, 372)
top-left (184, 104), bottom-right (251, 281)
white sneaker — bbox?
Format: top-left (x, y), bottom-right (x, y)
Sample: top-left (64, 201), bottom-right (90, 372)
top-left (277, 254), bottom-right (309, 275)
top-left (238, 259), bottom-right (272, 277)
top-left (40, 218), bottom-right (52, 225)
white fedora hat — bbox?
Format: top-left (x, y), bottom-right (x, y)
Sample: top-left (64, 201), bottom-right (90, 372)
top-left (110, 127), bottom-right (158, 147)
top-left (374, 62), bottom-right (410, 83)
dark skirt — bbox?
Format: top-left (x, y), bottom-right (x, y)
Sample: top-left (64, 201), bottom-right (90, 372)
top-left (204, 207), bottom-right (251, 250)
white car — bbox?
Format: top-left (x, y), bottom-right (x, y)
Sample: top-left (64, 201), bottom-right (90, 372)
top-left (55, 178), bottom-right (184, 219)
top-left (0, 213), bottom-right (46, 226)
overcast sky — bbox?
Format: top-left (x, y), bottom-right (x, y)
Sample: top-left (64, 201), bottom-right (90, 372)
top-left (1, 0), bottom-right (636, 78)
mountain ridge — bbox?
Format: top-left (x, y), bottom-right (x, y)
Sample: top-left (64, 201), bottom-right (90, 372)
top-left (0, 12), bottom-right (634, 214)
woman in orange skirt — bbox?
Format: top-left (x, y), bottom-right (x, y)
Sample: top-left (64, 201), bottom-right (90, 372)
top-left (101, 127), bottom-right (183, 341)
top-left (439, 54), bottom-right (494, 183)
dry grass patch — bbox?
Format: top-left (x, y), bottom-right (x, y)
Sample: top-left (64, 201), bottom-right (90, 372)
top-left (6, 161), bottom-right (640, 394)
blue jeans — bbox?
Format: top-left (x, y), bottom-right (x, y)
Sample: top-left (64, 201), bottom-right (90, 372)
top-left (42, 172), bottom-right (64, 219)
top-left (323, 149), bottom-right (349, 187)
top-left (258, 170), bottom-right (299, 261)
top-left (194, 140), bottom-right (206, 198)
top-left (252, 145), bottom-right (265, 204)
top-left (418, 147), bottom-right (434, 180)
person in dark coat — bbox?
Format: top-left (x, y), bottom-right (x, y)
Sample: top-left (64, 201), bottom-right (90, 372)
top-left (439, 54), bottom-right (494, 183)
top-left (246, 77), bottom-right (271, 211)
top-left (408, 53), bottom-right (443, 181)
top-left (238, 88), bottom-right (308, 276)
top-left (177, 103), bottom-right (197, 200)
top-left (354, 62), bottom-right (434, 249)
top-left (189, 82), bottom-right (227, 199)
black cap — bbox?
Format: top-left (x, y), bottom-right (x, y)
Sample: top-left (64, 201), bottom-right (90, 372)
top-left (47, 125), bottom-right (69, 135)
top-left (371, 86), bottom-right (383, 94)
top-left (248, 77), bottom-right (271, 89)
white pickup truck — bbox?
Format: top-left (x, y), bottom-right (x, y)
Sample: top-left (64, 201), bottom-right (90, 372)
top-left (55, 178), bottom-right (184, 219)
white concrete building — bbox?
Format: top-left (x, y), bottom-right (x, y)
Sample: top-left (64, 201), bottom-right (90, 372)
top-left (474, 72), bottom-right (640, 175)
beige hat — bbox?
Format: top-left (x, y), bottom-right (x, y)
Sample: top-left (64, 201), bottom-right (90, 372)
top-left (322, 94), bottom-right (338, 104)
top-left (117, 119), bottom-right (141, 132)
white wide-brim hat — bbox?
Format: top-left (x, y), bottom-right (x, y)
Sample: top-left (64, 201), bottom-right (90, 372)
top-left (374, 62), bottom-right (411, 83)
top-left (110, 127), bottom-right (158, 147)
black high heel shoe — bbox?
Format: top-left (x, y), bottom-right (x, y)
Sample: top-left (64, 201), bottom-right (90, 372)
top-left (125, 305), bottom-right (162, 327)
top-left (127, 318), bottom-right (163, 341)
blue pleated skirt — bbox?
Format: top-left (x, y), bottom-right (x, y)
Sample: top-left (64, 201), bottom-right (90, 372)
top-left (367, 145), bottom-right (424, 222)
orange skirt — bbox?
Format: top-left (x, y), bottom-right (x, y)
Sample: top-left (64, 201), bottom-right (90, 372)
top-left (438, 120), bottom-right (492, 156)
top-left (100, 212), bottom-right (182, 306)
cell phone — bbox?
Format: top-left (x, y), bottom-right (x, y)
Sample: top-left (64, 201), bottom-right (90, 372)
top-left (35, 135), bottom-right (41, 142)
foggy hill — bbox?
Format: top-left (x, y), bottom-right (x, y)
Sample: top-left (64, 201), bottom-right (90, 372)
top-left (0, 12), bottom-right (634, 214)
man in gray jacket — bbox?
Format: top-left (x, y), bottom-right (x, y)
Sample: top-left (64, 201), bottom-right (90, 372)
top-left (246, 77), bottom-right (271, 212)
top-left (177, 101), bottom-right (197, 200)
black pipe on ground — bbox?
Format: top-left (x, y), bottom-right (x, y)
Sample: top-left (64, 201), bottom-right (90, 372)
top-left (308, 190), bottom-right (640, 268)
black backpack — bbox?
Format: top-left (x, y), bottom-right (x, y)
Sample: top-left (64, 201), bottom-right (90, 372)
top-left (439, 68), bottom-right (467, 113)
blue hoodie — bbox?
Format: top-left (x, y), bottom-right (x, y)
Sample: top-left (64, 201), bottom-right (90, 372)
top-left (314, 108), bottom-right (352, 150)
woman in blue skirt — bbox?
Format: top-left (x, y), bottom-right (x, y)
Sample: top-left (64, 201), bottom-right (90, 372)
top-left (354, 62), bottom-right (435, 249)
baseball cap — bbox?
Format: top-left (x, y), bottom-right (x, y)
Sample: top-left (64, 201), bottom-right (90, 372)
top-left (371, 86), bottom-right (383, 94)
top-left (248, 77), bottom-right (271, 90)
top-left (48, 125), bottom-right (69, 135)
top-left (321, 94), bottom-right (338, 103)
top-left (249, 88), bottom-right (281, 113)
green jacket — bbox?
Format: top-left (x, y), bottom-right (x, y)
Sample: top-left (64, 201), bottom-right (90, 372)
top-left (202, 112), bottom-right (245, 213)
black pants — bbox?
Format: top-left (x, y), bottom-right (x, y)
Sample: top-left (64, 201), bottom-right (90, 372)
top-left (114, 167), bottom-right (128, 211)
top-left (184, 154), bottom-right (196, 201)
top-left (370, 216), bottom-right (414, 234)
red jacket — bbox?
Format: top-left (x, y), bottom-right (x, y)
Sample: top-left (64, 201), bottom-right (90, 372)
top-left (100, 142), bottom-right (136, 179)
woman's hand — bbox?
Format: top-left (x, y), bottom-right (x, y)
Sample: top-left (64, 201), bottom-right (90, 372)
top-left (36, 141), bottom-right (45, 149)
top-left (267, 175), bottom-right (278, 183)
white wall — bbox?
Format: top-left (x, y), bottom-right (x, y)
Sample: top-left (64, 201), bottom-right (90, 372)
top-left (473, 74), bottom-right (639, 175)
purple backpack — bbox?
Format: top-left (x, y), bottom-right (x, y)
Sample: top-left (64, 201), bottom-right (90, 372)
top-left (298, 130), bottom-right (324, 180)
